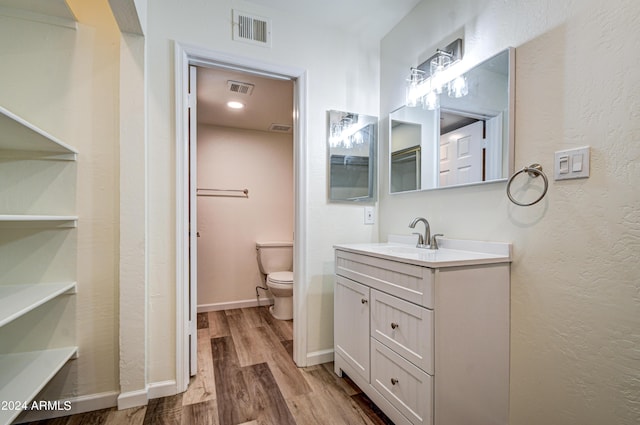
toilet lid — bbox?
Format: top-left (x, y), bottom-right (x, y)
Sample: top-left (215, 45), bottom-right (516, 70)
top-left (268, 271), bottom-right (293, 284)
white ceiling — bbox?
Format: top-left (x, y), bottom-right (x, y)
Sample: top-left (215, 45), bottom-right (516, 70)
top-left (244, 0), bottom-right (422, 39)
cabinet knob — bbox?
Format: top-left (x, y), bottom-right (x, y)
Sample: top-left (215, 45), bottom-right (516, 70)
top-left (361, 298), bottom-right (368, 304)
top-left (390, 322), bottom-right (399, 330)
top-left (390, 378), bottom-right (399, 386)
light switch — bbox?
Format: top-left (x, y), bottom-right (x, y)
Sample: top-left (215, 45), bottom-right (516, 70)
top-left (555, 146), bottom-right (590, 180)
top-left (572, 154), bottom-right (583, 172)
top-left (559, 155), bottom-right (569, 174)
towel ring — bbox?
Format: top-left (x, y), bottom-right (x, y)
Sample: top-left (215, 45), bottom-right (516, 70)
top-left (506, 163), bottom-right (548, 206)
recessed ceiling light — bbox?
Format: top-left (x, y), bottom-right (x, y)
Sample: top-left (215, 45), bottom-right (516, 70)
top-left (227, 101), bottom-right (244, 109)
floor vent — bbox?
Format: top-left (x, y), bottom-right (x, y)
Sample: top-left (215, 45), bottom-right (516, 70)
top-left (269, 123), bottom-right (292, 133)
top-left (233, 10), bottom-right (271, 47)
top-left (227, 80), bottom-right (255, 95)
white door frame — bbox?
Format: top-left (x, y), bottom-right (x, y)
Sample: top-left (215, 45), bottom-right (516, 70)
top-left (174, 42), bottom-right (309, 392)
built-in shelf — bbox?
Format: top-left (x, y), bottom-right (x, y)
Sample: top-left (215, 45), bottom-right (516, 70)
top-left (0, 106), bottom-right (77, 160)
top-left (0, 282), bottom-right (77, 328)
top-left (0, 101), bottom-right (78, 424)
top-left (0, 347), bottom-right (78, 425)
top-left (0, 215), bottom-right (78, 227)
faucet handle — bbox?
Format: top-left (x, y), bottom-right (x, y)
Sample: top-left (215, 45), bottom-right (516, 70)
top-left (430, 234), bottom-right (444, 250)
top-left (412, 232), bottom-right (424, 246)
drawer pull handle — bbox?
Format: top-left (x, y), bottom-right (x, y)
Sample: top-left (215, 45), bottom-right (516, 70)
top-left (390, 322), bottom-right (399, 330)
top-left (390, 378), bottom-right (399, 385)
top-left (361, 298), bottom-right (368, 304)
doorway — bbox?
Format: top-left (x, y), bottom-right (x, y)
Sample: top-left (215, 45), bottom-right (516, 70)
top-left (195, 65), bottom-right (294, 315)
top-left (175, 43), bottom-right (309, 393)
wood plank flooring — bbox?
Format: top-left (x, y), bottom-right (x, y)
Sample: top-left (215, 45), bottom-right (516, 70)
top-left (21, 306), bottom-right (393, 425)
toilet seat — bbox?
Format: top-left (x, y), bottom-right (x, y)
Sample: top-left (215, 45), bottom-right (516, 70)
top-left (268, 271), bottom-right (293, 285)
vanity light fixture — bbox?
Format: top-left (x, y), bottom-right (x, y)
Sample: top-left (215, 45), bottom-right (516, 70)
top-left (227, 101), bottom-right (245, 109)
top-left (405, 38), bottom-right (466, 109)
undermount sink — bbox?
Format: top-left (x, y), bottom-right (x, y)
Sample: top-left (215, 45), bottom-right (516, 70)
top-left (334, 237), bottom-right (512, 268)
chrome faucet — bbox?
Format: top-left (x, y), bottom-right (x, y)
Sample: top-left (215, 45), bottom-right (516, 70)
top-left (409, 217), bottom-right (430, 249)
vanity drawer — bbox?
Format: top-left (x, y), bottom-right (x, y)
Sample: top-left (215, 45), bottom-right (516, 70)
top-left (371, 339), bottom-right (433, 425)
top-left (335, 250), bottom-right (434, 308)
top-left (370, 289), bottom-right (434, 374)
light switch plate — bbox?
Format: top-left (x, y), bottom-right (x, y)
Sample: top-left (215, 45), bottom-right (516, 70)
top-left (555, 146), bottom-right (590, 180)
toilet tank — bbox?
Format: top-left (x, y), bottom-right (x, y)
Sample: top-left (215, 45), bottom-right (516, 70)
top-left (256, 241), bottom-right (293, 274)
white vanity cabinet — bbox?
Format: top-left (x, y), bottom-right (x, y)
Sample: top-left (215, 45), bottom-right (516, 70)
top-left (334, 240), bottom-right (511, 425)
top-left (0, 106), bottom-right (78, 425)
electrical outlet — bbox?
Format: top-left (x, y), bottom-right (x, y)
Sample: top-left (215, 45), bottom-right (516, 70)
top-left (364, 206), bottom-right (375, 225)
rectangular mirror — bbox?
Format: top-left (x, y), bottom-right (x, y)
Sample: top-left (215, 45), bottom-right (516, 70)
top-left (328, 110), bottom-right (377, 202)
top-left (389, 47), bottom-right (515, 193)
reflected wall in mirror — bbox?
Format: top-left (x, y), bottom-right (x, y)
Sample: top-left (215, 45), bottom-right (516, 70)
top-left (328, 110), bottom-right (377, 202)
top-left (389, 47), bottom-right (514, 193)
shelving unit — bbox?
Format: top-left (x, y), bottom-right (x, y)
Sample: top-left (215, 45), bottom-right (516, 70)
top-left (0, 105), bottom-right (78, 425)
top-left (0, 106), bottom-right (77, 159)
top-left (0, 282), bottom-right (77, 327)
top-left (0, 215), bottom-right (78, 227)
top-left (0, 347), bottom-right (78, 425)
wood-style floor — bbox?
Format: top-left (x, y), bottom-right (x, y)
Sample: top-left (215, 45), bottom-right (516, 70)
top-left (23, 306), bottom-right (393, 425)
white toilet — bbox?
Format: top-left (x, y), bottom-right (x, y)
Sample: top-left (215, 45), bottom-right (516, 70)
top-left (256, 241), bottom-right (294, 320)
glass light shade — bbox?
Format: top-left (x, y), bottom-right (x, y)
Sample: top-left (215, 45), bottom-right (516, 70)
top-left (425, 90), bottom-right (439, 110)
top-left (430, 54), bottom-right (451, 94)
top-left (448, 75), bottom-right (468, 98)
top-left (406, 68), bottom-right (425, 107)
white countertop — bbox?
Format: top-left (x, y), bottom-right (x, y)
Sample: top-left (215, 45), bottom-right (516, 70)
top-left (334, 238), bottom-right (512, 268)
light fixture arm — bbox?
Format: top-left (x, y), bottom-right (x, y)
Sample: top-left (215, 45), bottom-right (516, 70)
top-left (416, 38), bottom-right (464, 74)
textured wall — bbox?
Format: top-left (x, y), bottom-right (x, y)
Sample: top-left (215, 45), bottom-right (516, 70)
top-left (380, 0), bottom-right (640, 423)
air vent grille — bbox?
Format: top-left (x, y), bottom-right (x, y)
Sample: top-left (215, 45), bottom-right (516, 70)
top-left (269, 123), bottom-right (292, 133)
top-left (233, 10), bottom-right (271, 47)
top-left (227, 80), bottom-right (255, 95)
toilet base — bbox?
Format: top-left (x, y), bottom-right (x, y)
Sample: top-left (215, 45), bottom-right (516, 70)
top-left (269, 296), bottom-right (293, 320)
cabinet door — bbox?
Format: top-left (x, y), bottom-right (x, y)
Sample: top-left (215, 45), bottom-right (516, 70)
top-left (334, 276), bottom-right (370, 383)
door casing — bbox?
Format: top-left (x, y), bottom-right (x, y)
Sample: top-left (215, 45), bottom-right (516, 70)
top-left (174, 42), bottom-right (309, 392)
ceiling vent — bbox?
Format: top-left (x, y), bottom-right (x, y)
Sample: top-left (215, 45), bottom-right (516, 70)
top-left (269, 123), bottom-right (292, 133)
top-left (227, 80), bottom-right (255, 95)
top-left (232, 10), bottom-right (271, 47)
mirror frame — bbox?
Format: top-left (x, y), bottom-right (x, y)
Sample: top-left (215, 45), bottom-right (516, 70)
top-left (327, 110), bottom-right (377, 202)
top-left (389, 47), bottom-right (515, 193)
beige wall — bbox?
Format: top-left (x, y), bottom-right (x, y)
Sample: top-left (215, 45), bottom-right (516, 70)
top-left (0, 0), bottom-right (121, 399)
top-left (380, 0), bottom-right (640, 424)
top-left (197, 125), bottom-right (293, 307)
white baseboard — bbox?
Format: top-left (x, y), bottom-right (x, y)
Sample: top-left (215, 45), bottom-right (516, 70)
top-left (15, 391), bottom-right (118, 423)
top-left (14, 380), bottom-right (177, 423)
top-left (147, 380), bottom-right (177, 399)
top-left (306, 348), bottom-right (334, 366)
top-left (117, 388), bottom-right (148, 410)
top-left (197, 297), bottom-right (273, 313)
